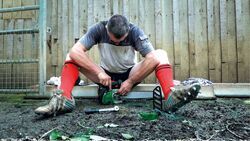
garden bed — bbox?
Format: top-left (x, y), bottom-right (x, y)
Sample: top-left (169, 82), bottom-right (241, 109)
top-left (0, 94), bottom-right (249, 140)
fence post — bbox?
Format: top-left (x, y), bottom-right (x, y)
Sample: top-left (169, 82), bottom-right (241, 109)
top-left (39, 0), bottom-right (47, 95)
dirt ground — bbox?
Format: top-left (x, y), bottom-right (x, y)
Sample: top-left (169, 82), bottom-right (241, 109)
top-left (0, 94), bottom-right (249, 141)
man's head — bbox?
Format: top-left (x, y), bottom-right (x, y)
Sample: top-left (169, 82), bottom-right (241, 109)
top-left (107, 14), bottom-right (130, 44)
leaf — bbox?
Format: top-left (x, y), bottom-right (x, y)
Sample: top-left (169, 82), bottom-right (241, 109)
top-left (121, 133), bottom-right (134, 140)
top-left (104, 123), bottom-right (119, 128)
top-left (84, 128), bottom-right (94, 135)
top-left (244, 99), bottom-right (250, 105)
top-left (90, 135), bottom-right (108, 141)
top-left (96, 125), bottom-right (104, 129)
top-left (49, 130), bottom-right (62, 140)
top-left (70, 136), bottom-right (89, 141)
top-left (182, 120), bottom-right (193, 127)
top-left (139, 112), bottom-right (159, 121)
top-left (61, 136), bottom-right (69, 140)
top-left (70, 131), bottom-right (91, 141)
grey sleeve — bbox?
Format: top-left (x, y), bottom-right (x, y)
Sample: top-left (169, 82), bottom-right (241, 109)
top-left (79, 23), bottom-right (101, 50)
top-left (133, 28), bottom-right (154, 57)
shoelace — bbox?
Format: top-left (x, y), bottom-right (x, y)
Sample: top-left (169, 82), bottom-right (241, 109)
top-left (48, 94), bottom-right (62, 115)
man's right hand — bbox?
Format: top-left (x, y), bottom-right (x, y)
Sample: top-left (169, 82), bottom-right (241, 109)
top-left (97, 72), bottom-right (111, 90)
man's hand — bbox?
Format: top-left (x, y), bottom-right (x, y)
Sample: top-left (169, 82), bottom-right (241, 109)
top-left (117, 79), bottom-right (133, 95)
top-left (98, 72), bottom-right (111, 89)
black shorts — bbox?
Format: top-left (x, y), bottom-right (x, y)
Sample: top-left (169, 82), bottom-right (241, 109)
top-left (102, 67), bottom-right (140, 89)
top-left (103, 67), bottom-right (133, 82)
top-left (75, 67), bottom-right (138, 87)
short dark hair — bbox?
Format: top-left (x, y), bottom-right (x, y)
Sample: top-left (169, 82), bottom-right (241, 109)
top-left (107, 14), bottom-right (130, 39)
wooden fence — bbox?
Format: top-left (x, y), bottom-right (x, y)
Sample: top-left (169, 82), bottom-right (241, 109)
top-left (0, 0), bottom-right (40, 90)
top-left (1, 0), bottom-right (250, 84)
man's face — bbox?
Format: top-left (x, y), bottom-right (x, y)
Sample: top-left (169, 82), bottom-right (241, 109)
top-left (107, 30), bottom-right (128, 45)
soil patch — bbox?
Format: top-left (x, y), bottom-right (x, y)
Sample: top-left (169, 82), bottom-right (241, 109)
top-left (0, 94), bottom-right (249, 140)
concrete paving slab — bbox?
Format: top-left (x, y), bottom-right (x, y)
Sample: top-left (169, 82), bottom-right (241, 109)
top-left (214, 83), bottom-right (250, 97)
top-left (72, 84), bottom-right (216, 99)
top-left (26, 83), bottom-right (249, 99)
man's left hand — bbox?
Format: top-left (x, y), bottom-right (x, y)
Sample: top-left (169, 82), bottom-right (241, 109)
top-left (117, 80), bottom-right (133, 95)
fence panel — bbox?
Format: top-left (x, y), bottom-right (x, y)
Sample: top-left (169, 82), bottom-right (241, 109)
top-left (44, 0), bottom-right (250, 83)
top-left (173, 0), bottom-right (189, 81)
top-left (236, 0), bottom-right (250, 82)
top-left (0, 0), bottom-right (46, 94)
top-left (220, 0), bottom-right (237, 83)
top-left (207, 0), bottom-right (221, 82)
top-left (2, 0), bottom-right (250, 86)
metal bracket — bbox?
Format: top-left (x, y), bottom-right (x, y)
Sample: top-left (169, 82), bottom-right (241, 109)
top-left (153, 86), bottom-right (163, 111)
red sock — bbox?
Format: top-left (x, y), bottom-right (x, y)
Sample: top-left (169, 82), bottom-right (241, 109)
top-left (155, 64), bottom-right (174, 100)
top-left (59, 60), bottom-right (79, 100)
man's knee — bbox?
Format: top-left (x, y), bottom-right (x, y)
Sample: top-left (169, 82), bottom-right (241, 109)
top-left (153, 49), bottom-right (170, 64)
top-left (64, 60), bottom-right (79, 67)
top-left (144, 50), bottom-right (160, 66)
top-left (154, 49), bottom-right (168, 58)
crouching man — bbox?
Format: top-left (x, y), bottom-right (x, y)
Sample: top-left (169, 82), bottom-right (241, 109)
top-left (35, 14), bottom-right (200, 116)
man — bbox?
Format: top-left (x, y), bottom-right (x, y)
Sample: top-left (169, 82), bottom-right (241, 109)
top-left (35, 14), bottom-right (200, 116)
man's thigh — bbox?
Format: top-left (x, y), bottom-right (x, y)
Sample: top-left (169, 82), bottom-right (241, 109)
top-left (79, 67), bottom-right (103, 83)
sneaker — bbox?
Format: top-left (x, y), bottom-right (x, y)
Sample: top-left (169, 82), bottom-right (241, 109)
top-left (34, 89), bottom-right (75, 116)
top-left (162, 84), bottom-right (201, 113)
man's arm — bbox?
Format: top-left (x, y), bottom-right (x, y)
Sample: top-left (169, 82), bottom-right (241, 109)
top-left (69, 42), bottom-right (112, 88)
top-left (69, 42), bottom-right (102, 75)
